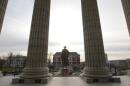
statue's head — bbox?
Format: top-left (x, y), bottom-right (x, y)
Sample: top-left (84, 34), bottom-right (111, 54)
top-left (64, 46), bottom-right (66, 49)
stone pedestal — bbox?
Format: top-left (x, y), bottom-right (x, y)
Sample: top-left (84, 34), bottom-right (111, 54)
top-left (81, 0), bottom-right (120, 83)
top-left (12, 0), bottom-right (51, 84)
top-left (127, 70), bottom-right (130, 76)
top-left (12, 77), bottom-right (51, 84)
top-left (80, 74), bottom-right (121, 83)
top-left (61, 68), bottom-right (69, 76)
top-left (0, 0), bottom-right (8, 33)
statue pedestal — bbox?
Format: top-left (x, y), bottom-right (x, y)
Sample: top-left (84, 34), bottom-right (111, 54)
top-left (61, 68), bottom-right (69, 76)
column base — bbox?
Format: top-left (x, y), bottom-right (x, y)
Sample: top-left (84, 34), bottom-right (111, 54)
top-left (12, 67), bottom-right (52, 84)
top-left (12, 77), bottom-right (52, 84)
top-left (80, 73), bottom-right (121, 83)
top-left (82, 67), bottom-right (112, 78)
top-left (21, 67), bottom-right (50, 79)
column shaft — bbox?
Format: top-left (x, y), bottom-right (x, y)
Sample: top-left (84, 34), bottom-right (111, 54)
top-left (81, 0), bottom-right (110, 78)
top-left (21, 0), bottom-right (51, 79)
top-left (121, 0), bottom-right (130, 36)
top-left (0, 0), bottom-right (8, 33)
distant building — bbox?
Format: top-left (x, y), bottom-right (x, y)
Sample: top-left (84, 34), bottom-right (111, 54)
top-left (109, 60), bottom-right (128, 70)
top-left (4, 55), bottom-right (26, 73)
top-left (108, 60), bottom-right (128, 75)
top-left (126, 59), bottom-right (130, 69)
top-left (0, 58), bottom-right (6, 70)
top-left (53, 52), bottom-right (80, 71)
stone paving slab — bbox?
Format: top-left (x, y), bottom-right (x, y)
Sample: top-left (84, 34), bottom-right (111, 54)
top-left (0, 76), bottom-right (130, 86)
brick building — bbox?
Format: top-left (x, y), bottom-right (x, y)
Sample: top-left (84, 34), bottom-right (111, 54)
top-left (4, 55), bottom-right (26, 73)
top-left (53, 52), bottom-right (80, 71)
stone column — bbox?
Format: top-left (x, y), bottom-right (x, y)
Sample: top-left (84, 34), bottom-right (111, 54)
top-left (81, 0), bottom-right (110, 79)
top-left (21, 0), bottom-right (51, 79)
top-left (0, 0), bottom-right (8, 33)
top-left (121, 0), bottom-right (130, 36)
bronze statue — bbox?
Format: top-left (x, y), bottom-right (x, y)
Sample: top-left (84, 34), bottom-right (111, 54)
top-left (61, 46), bottom-right (69, 67)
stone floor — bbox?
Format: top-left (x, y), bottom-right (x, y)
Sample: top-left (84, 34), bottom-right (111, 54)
top-left (0, 75), bottom-right (130, 86)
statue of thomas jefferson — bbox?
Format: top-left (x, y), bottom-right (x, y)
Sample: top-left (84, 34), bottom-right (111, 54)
top-left (61, 46), bottom-right (69, 67)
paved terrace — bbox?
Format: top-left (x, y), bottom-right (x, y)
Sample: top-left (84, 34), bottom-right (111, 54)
top-left (0, 76), bottom-right (130, 86)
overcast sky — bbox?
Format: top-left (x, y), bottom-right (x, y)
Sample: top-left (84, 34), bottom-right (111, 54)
top-left (0, 0), bottom-right (130, 61)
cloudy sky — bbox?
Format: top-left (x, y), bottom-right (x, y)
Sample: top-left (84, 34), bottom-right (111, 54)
top-left (0, 0), bottom-right (130, 61)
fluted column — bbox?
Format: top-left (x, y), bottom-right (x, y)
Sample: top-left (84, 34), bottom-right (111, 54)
top-left (121, 0), bottom-right (130, 36)
top-left (21, 0), bottom-right (51, 79)
top-left (81, 0), bottom-right (110, 78)
top-left (0, 0), bottom-right (8, 33)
